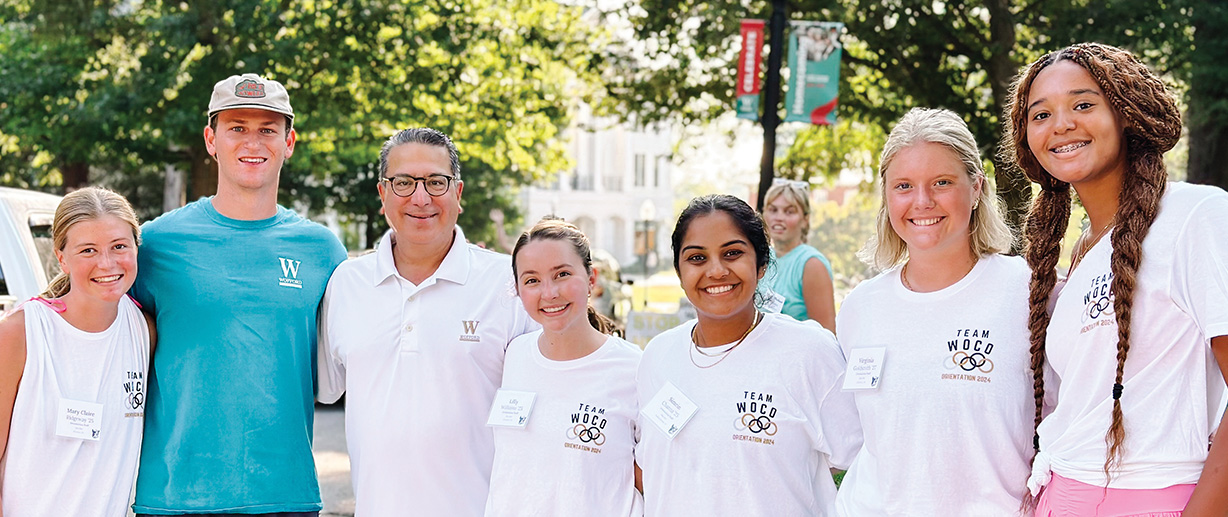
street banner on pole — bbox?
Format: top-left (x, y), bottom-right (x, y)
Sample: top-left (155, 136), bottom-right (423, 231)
top-left (784, 21), bottom-right (843, 125)
top-left (735, 19), bottom-right (766, 120)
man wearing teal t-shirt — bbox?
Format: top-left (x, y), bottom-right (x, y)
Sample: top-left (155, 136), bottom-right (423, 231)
top-left (130, 74), bottom-right (346, 516)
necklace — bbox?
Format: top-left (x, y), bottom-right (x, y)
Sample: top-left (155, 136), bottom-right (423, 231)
top-left (900, 256), bottom-right (978, 292)
top-left (1069, 217), bottom-right (1115, 273)
top-left (689, 311), bottom-right (762, 369)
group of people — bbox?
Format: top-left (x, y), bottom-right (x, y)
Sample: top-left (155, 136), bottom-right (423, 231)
top-left (0, 42), bottom-right (1225, 517)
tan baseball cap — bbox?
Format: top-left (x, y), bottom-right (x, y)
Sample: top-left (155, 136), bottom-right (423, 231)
top-left (207, 73), bottom-right (294, 120)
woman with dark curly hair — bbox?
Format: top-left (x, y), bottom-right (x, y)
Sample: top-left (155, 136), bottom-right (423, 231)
top-left (1009, 43), bottom-right (1228, 514)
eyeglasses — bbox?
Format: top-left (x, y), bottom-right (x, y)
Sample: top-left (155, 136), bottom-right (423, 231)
top-left (772, 177), bottom-right (811, 192)
top-left (380, 174), bottom-right (456, 197)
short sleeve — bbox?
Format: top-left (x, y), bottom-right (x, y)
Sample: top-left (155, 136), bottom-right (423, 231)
top-left (1170, 190), bottom-right (1228, 343)
top-left (316, 278), bottom-right (346, 403)
top-left (802, 335), bottom-right (863, 470)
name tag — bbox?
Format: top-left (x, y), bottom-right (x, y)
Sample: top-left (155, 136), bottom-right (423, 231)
top-left (487, 389), bottom-right (536, 428)
top-left (56, 398), bottom-right (103, 441)
top-left (642, 382), bottom-right (699, 440)
top-left (758, 287), bottom-right (786, 314)
top-left (843, 347), bottom-right (886, 390)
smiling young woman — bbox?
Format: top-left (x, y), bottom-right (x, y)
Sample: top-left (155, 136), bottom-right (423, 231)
top-left (636, 194), bottom-right (861, 516)
top-left (484, 217), bottom-right (643, 517)
top-left (1009, 43), bottom-right (1228, 515)
top-left (0, 187), bottom-right (154, 516)
top-left (834, 108), bottom-right (1032, 516)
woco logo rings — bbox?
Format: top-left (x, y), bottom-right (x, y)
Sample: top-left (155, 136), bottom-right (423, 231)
top-left (1082, 295), bottom-right (1114, 323)
top-left (951, 351), bottom-right (994, 373)
top-left (567, 424), bottom-right (606, 446)
top-left (735, 413), bottom-right (778, 435)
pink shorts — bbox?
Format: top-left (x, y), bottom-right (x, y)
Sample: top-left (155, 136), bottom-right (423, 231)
top-left (1035, 473), bottom-right (1196, 517)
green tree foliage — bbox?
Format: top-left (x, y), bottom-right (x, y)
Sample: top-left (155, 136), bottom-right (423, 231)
top-left (606, 0), bottom-right (1209, 237)
top-left (777, 117), bottom-right (886, 183)
top-left (0, 0), bottom-right (604, 247)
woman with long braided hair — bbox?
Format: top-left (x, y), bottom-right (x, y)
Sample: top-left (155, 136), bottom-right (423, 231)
top-left (1009, 43), bottom-right (1228, 515)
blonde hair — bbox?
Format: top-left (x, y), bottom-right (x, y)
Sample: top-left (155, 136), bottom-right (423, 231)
top-left (861, 107), bottom-right (1014, 269)
top-left (763, 182), bottom-right (812, 238)
top-left (42, 187), bottom-right (141, 298)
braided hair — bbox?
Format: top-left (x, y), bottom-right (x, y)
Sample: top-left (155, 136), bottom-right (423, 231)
top-left (1005, 43), bottom-right (1181, 479)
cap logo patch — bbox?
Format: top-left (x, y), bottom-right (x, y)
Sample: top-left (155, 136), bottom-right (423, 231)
top-left (234, 79), bottom-right (266, 98)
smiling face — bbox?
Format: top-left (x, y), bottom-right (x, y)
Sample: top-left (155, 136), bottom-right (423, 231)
top-left (1025, 60), bottom-right (1128, 192)
top-left (677, 211), bottom-right (765, 324)
top-left (884, 141), bottom-right (980, 258)
top-left (763, 194), bottom-right (806, 246)
top-left (55, 215), bottom-right (138, 303)
top-left (379, 142), bottom-right (463, 250)
top-left (514, 238), bottom-right (597, 333)
top-left (204, 108), bottom-right (296, 194)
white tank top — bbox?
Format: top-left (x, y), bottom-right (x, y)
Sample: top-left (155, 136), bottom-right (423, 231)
top-left (1, 296), bottom-right (149, 517)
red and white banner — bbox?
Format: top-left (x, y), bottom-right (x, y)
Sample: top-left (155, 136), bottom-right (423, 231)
top-left (735, 19), bottom-right (765, 120)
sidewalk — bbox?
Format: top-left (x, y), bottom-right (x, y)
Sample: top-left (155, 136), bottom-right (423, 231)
top-left (314, 404), bottom-right (355, 516)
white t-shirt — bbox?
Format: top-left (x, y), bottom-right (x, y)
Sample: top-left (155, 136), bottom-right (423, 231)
top-left (318, 228), bottom-right (537, 516)
top-left (1036, 182), bottom-right (1228, 489)
top-left (485, 331), bottom-right (643, 517)
top-left (636, 312), bottom-right (861, 517)
top-left (1, 296), bottom-right (149, 517)
top-left (834, 254), bottom-right (1033, 516)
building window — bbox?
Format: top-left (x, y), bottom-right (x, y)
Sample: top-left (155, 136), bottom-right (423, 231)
top-left (653, 156), bottom-right (661, 187)
top-left (634, 154), bottom-right (646, 187)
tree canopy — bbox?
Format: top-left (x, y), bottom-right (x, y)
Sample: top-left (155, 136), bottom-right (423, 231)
top-left (0, 0), bottom-right (606, 247)
top-left (604, 0), bottom-right (1214, 233)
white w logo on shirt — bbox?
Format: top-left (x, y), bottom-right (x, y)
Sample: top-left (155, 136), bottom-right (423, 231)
top-left (279, 257), bottom-right (302, 279)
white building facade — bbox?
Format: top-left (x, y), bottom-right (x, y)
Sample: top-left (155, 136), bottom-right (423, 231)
top-left (521, 111), bottom-right (673, 277)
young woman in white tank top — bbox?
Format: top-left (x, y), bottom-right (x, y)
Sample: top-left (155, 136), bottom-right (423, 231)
top-left (0, 187), bottom-right (155, 517)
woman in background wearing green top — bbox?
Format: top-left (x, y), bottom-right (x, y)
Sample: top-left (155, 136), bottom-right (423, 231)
top-left (761, 179), bottom-right (836, 331)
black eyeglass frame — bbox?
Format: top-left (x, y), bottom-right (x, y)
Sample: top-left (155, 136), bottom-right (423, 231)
top-left (379, 174), bottom-right (457, 197)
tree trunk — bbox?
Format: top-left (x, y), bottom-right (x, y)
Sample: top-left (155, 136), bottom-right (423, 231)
top-left (985, 0), bottom-right (1030, 253)
top-left (1186, 1), bottom-right (1228, 191)
top-left (188, 145), bottom-right (217, 201)
top-left (60, 162), bottom-right (89, 192)
top-left (163, 164), bottom-right (187, 213)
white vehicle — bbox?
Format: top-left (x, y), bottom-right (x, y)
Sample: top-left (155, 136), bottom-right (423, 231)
top-left (0, 187), bottom-right (62, 313)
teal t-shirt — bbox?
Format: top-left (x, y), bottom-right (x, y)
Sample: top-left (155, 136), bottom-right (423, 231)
top-left (763, 244), bottom-right (833, 321)
top-left (130, 198), bottom-right (346, 514)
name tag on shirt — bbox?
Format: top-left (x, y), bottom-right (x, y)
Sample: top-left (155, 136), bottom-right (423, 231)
top-left (487, 389), bottom-right (536, 428)
top-left (758, 287), bottom-right (786, 314)
top-left (56, 398), bottom-right (103, 441)
top-left (843, 347), bottom-right (886, 390)
top-left (642, 382), bottom-right (699, 440)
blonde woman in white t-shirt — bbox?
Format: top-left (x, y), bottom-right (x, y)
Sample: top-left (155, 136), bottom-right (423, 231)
top-left (637, 194), bottom-right (861, 516)
top-left (485, 217), bottom-right (643, 517)
top-left (0, 187), bottom-right (154, 517)
top-left (1009, 43), bottom-right (1228, 515)
top-left (834, 108), bottom-right (1033, 516)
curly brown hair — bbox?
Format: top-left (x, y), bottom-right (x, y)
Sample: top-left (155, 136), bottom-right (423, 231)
top-left (1005, 42), bottom-right (1181, 479)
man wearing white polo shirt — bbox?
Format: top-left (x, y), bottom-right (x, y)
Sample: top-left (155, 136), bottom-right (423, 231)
top-left (318, 128), bottom-right (535, 515)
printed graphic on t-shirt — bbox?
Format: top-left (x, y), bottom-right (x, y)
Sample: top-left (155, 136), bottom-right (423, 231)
top-left (123, 370), bottom-right (145, 417)
top-left (460, 320), bottom-right (481, 342)
top-left (941, 328), bottom-right (996, 383)
top-left (1080, 271), bottom-right (1116, 333)
top-left (565, 402), bottom-right (607, 453)
top-left (278, 256), bottom-right (304, 289)
top-left (733, 391), bottom-right (777, 445)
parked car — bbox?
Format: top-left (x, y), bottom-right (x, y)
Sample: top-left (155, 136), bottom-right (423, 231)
top-left (0, 187), bottom-right (62, 313)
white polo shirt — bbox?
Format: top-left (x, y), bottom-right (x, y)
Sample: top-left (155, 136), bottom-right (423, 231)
top-left (319, 227), bottom-right (536, 516)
